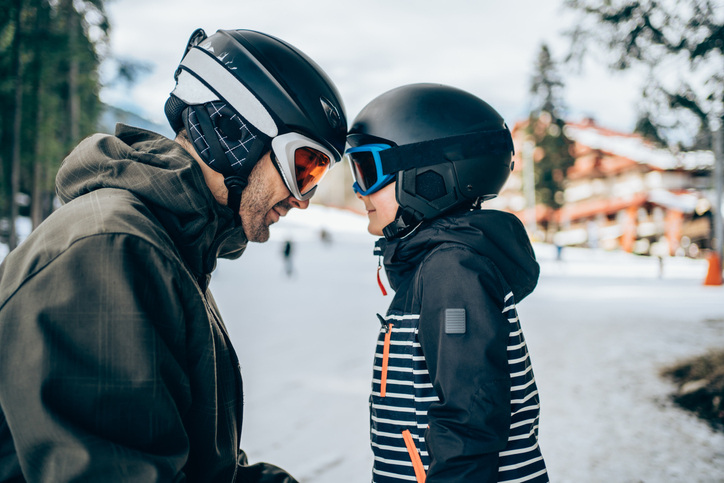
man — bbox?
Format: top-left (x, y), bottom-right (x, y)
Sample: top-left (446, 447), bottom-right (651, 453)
top-left (0, 28), bottom-right (347, 482)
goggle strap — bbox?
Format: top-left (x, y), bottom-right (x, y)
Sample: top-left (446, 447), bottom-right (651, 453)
top-left (377, 128), bottom-right (514, 175)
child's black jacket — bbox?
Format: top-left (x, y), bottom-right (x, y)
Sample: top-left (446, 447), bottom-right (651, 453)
top-left (370, 209), bottom-right (548, 483)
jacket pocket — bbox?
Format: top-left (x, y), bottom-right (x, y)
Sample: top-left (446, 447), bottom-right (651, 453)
top-left (402, 429), bottom-right (426, 483)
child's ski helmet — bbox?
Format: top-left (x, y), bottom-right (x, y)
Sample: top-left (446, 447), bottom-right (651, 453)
top-left (346, 83), bottom-right (514, 239)
top-left (165, 29), bottom-right (347, 219)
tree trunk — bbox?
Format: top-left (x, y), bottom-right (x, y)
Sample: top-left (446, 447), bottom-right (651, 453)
top-left (65, 0), bottom-right (80, 145)
top-left (9, 0), bottom-right (24, 251)
top-left (30, 0), bottom-right (48, 229)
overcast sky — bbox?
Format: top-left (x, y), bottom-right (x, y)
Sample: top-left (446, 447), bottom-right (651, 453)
top-left (101, 0), bottom-right (646, 134)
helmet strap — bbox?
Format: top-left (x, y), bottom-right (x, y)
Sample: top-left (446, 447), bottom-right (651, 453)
top-left (224, 176), bottom-right (247, 226)
top-left (383, 207), bottom-right (423, 240)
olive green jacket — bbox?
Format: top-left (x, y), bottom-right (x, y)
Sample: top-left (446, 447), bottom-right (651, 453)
top-left (0, 125), bottom-right (295, 482)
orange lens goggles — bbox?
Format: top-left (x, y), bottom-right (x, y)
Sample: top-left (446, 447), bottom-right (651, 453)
top-left (295, 146), bottom-right (331, 195)
top-left (271, 132), bottom-right (337, 201)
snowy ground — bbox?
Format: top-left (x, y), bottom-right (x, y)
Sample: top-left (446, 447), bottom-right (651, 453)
top-left (208, 206), bottom-right (724, 483)
top-left (4, 207), bottom-right (724, 482)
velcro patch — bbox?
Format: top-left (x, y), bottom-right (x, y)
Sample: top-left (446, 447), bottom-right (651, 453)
top-left (444, 308), bottom-right (466, 334)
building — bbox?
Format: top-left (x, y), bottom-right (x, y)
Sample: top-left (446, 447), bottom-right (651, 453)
top-left (491, 118), bottom-right (715, 258)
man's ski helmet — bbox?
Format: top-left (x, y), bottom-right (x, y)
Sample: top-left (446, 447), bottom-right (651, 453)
top-left (346, 83), bottom-right (514, 239)
top-left (165, 28), bottom-right (347, 221)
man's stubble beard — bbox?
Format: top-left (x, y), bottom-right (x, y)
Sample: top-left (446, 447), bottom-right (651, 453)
top-left (238, 178), bottom-right (273, 243)
top-left (238, 181), bottom-right (294, 243)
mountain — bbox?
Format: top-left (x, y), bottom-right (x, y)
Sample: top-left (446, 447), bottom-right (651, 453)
top-left (99, 104), bottom-right (174, 138)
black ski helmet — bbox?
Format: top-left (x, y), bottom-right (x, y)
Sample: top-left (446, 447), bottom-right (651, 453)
top-left (165, 28), bottom-right (347, 220)
top-left (346, 83), bottom-right (514, 239)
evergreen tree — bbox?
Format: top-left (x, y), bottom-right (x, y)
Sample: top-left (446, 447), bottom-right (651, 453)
top-left (0, 0), bottom-right (108, 249)
top-left (634, 112), bottom-right (668, 147)
top-left (526, 44), bottom-right (576, 215)
top-left (564, 0), bottom-right (723, 150)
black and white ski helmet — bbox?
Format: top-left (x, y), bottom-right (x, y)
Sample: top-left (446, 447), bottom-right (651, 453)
top-left (347, 83), bottom-right (514, 239)
top-left (165, 28), bottom-right (347, 211)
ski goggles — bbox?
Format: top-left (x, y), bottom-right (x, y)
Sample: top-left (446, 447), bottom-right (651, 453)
top-left (271, 132), bottom-right (337, 201)
top-left (345, 144), bottom-right (396, 196)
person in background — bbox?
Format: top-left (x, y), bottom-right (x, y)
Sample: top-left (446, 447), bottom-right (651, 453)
top-left (0, 27), bottom-right (346, 482)
top-left (283, 239), bottom-right (294, 277)
top-left (345, 83), bottom-right (548, 482)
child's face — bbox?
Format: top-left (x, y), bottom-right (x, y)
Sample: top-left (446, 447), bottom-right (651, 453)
top-left (357, 182), bottom-right (399, 236)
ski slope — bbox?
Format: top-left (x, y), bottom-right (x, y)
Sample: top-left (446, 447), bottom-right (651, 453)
top-left (211, 205), bottom-right (724, 483)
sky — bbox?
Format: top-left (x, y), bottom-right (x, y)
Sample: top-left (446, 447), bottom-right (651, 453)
top-left (100, 0), bottom-right (647, 135)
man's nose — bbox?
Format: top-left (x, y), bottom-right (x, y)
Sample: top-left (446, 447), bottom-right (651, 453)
top-left (289, 197), bottom-right (310, 210)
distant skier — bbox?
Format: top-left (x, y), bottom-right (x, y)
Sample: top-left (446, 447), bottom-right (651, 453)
top-left (320, 227), bottom-right (333, 245)
top-left (283, 239), bottom-right (294, 277)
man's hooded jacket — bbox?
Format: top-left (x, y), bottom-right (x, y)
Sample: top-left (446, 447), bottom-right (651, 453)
top-left (0, 125), bottom-right (294, 482)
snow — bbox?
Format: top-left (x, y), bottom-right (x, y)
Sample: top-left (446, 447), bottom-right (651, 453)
top-left (0, 217), bottom-right (32, 260)
top-left (564, 124), bottom-right (715, 171)
top-left (3, 205), bottom-right (723, 481)
top-left (209, 205), bottom-right (724, 482)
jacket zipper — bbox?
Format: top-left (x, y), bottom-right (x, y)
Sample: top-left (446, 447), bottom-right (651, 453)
top-left (402, 429), bottom-right (426, 483)
top-left (378, 314), bottom-right (393, 398)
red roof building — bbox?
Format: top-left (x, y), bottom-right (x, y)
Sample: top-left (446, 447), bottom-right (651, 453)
top-left (490, 118), bottom-right (715, 257)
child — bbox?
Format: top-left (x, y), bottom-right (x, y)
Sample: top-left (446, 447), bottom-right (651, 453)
top-left (345, 84), bottom-right (548, 482)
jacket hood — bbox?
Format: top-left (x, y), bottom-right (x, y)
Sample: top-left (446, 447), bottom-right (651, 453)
top-left (379, 209), bottom-right (539, 301)
top-left (55, 124), bottom-right (247, 276)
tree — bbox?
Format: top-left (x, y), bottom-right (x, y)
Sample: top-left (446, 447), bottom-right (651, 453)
top-left (633, 111), bottom-right (667, 147)
top-left (526, 44), bottom-right (576, 220)
top-left (0, 0), bottom-right (108, 249)
top-left (565, 0), bottom-right (723, 145)
top-left (563, 0), bottom-right (724, 266)
top-left (7, 0), bottom-right (23, 250)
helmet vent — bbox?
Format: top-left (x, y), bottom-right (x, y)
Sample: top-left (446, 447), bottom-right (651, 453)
top-left (320, 97), bottom-right (341, 129)
top-left (415, 171), bottom-right (446, 201)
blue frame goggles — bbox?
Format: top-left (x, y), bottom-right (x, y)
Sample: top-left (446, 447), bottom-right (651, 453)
top-left (345, 144), bottom-right (395, 196)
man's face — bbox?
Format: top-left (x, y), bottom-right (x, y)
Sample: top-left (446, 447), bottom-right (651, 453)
top-left (239, 151), bottom-right (309, 242)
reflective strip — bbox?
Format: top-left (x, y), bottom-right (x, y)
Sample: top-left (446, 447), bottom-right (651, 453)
top-left (178, 48), bottom-right (278, 137)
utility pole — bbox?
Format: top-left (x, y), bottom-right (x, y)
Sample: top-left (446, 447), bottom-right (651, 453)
top-left (713, 119), bottom-right (723, 264)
